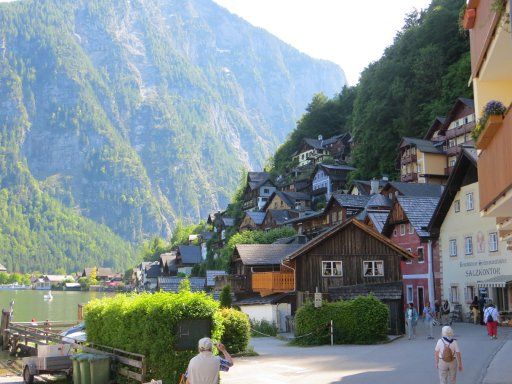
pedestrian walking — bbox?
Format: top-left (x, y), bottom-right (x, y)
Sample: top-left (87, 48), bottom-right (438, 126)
top-left (435, 300), bottom-right (441, 321)
top-left (470, 296), bottom-right (479, 325)
top-left (435, 326), bottom-right (463, 384)
top-left (423, 301), bottom-right (435, 339)
top-left (479, 296), bottom-right (486, 325)
top-left (484, 303), bottom-right (500, 339)
top-left (185, 337), bottom-right (233, 384)
top-left (405, 302), bottom-right (418, 340)
top-left (441, 300), bottom-right (451, 325)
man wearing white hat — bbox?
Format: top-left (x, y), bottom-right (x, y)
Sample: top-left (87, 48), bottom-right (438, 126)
top-left (185, 337), bottom-right (233, 384)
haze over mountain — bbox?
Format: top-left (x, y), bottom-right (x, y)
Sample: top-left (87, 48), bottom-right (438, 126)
top-left (0, 0), bottom-right (344, 271)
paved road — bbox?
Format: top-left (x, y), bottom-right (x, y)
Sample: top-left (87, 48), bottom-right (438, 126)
top-left (223, 322), bottom-right (511, 384)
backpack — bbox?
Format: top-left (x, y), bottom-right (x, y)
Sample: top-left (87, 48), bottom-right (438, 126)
top-left (487, 312), bottom-right (494, 323)
top-left (442, 341), bottom-right (455, 363)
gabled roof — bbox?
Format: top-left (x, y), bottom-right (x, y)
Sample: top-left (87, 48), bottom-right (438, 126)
top-left (177, 245), bottom-right (202, 265)
top-left (222, 217), bottom-right (235, 227)
top-left (160, 252), bottom-right (177, 271)
top-left (272, 235), bottom-right (308, 244)
top-left (312, 163), bottom-right (356, 181)
top-left (247, 172), bottom-right (274, 190)
top-left (285, 219), bottom-right (414, 261)
top-left (366, 194), bottom-right (392, 209)
top-left (399, 137), bottom-right (445, 154)
top-left (329, 193), bottom-right (371, 209)
top-left (366, 210), bottom-right (391, 233)
top-left (394, 196), bottom-right (440, 237)
top-left (349, 179), bottom-right (388, 195)
top-left (263, 191), bottom-right (311, 211)
top-left (234, 244), bottom-right (303, 265)
top-left (282, 210), bottom-right (325, 225)
top-left (83, 267), bottom-right (114, 278)
top-left (428, 148), bottom-right (478, 234)
top-left (264, 209), bottom-right (297, 225)
top-left (43, 275), bottom-right (75, 283)
top-left (440, 97), bottom-right (475, 133)
top-left (424, 116), bottom-right (447, 140)
top-left (244, 211), bottom-right (266, 226)
top-left (382, 182), bottom-right (444, 198)
top-left (144, 262), bottom-right (161, 278)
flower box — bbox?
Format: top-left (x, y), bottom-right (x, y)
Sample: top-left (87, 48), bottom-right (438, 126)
top-left (476, 114), bottom-right (504, 149)
top-left (463, 8), bottom-right (476, 29)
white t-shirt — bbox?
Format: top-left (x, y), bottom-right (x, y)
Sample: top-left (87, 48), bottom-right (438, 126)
top-left (187, 351), bottom-right (222, 384)
top-left (435, 338), bottom-right (460, 359)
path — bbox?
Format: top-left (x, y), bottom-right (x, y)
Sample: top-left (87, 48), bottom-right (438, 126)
top-left (223, 322), bottom-right (511, 384)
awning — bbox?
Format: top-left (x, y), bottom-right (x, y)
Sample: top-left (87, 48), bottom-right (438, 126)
top-left (477, 275), bottom-right (512, 288)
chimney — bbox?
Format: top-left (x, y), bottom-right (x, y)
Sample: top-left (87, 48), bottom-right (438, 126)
top-left (318, 134), bottom-right (323, 141)
top-left (382, 174), bottom-right (389, 181)
top-left (370, 178), bottom-right (379, 195)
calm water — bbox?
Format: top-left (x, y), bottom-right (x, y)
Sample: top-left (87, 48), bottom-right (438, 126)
top-left (0, 290), bottom-right (114, 322)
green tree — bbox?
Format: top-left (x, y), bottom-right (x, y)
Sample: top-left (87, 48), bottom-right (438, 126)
top-left (219, 285), bottom-right (232, 308)
top-left (178, 277), bottom-right (191, 292)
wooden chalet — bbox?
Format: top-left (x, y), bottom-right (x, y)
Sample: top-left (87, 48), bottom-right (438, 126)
top-left (283, 219), bottom-right (414, 334)
top-left (285, 211), bottom-right (327, 239)
top-left (231, 244), bottom-right (302, 296)
top-left (311, 163), bottom-right (356, 201)
top-left (241, 172), bottom-right (277, 211)
top-left (348, 178), bottom-right (389, 195)
top-left (239, 211), bottom-right (266, 231)
top-left (261, 209), bottom-right (298, 230)
top-left (324, 193), bottom-right (370, 226)
top-left (262, 191), bottom-right (312, 212)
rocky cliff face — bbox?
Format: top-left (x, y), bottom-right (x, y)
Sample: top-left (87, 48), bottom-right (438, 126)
top-left (0, 0), bottom-right (345, 242)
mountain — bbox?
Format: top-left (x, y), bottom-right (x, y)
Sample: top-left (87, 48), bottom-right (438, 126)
top-left (0, 0), bottom-right (345, 265)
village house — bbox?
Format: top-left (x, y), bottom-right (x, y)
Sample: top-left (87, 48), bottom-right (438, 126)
top-left (349, 177), bottom-right (389, 195)
top-left (176, 245), bottom-right (203, 275)
top-left (277, 179), bottom-right (310, 194)
top-left (157, 276), bottom-right (206, 292)
top-left (380, 181), bottom-right (444, 202)
top-left (241, 172), bottom-right (277, 211)
top-left (285, 211), bottom-right (327, 239)
top-left (159, 252), bottom-right (178, 276)
top-left (207, 211), bottom-right (235, 247)
top-left (428, 148), bottom-right (512, 315)
top-left (464, 0), bottom-right (512, 251)
top-left (382, 194), bottom-right (440, 314)
top-left (292, 133), bottom-right (352, 167)
top-left (34, 275), bottom-right (75, 290)
top-left (262, 191), bottom-right (311, 212)
top-left (280, 219), bottom-right (414, 334)
top-left (261, 209), bottom-right (298, 231)
top-left (323, 193), bottom-right (370, 226)
top-left (397, 137), bottom-right (447, 184)
top-left (142, 262), bottom-right (161, 290)
top-left (81, 267), bottom-right (116, 282)
top-left (239, 211), bottom-right (266, 231)
top-left (311, 163), bottom-right (356, 202)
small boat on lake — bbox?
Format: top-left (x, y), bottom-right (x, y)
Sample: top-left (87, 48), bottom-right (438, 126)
top-left (43, 291), bottom-right (53, 301)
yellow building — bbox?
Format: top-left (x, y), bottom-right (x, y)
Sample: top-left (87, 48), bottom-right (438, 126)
top-left (465, 0), bottom-right (512, 248)
top-left (429, 149), bottom-right (512, 313)
top-left (398, 137), bottom-right (447, 184)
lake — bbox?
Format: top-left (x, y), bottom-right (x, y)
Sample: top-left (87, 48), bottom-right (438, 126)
top-left (0, 290), bottom-right (115, 322)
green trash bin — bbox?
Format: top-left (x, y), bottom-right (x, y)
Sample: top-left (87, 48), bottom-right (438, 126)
top-left (70, 354), bottom-right (81, 384)
top-left (78, 354), bottom-right (93, 384)
top-left (89, 354), bottom-right (111, 384)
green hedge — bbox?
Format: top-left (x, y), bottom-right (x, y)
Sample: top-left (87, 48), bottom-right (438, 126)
top-left (85, 291), bottom-right (224, 384)
top-left (219, 308), bottom-right (250, 353)
top-left (294, 295), bottom-right (389, 345)
top-left (250, 319), bottom-right (278, 337)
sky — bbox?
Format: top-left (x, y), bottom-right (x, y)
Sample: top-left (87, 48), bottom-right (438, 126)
top-left (213, 0), bottom-right (432, 85)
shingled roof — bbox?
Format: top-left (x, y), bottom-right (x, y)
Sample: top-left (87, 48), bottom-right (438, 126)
top-left (245, 211), bottom-right (266, 226)
top-left (400, 137), bottom-right (445, 154)
top-left (366, 210), bottom-right (391, 233)
top-left (177, 245), bottom-right (202, 265)
top-left (234, 244), bottom-right (303, 265)
top-left (247, 172), bottom-right (273, 190)
top-left (395, 196), bottom-right (440, 237)
top-left (157, 277), bottom-right (205, 292)
top-left (383, 182), bottom-right (444, 198)
top-left (331, 193), bottom-right (371, 208)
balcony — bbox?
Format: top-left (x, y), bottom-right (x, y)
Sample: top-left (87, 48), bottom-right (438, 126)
top-left (401, 153), bottom-right (417, 164)
top-left (446, 145), bottom-right (462, 157)
top-left (478, 105), bottom-right (512, 216)
top-left (252, 272), bottom-right (294, 295)
top-left (443, 122), bottom-right (475, 140)
top-left (215, 275), bottom-right (248, 293)
top-left (401, 172), bottom-right (418, 182)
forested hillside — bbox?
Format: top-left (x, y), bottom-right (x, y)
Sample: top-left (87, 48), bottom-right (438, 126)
top-left (270, 0), bottom-right (471, 179)
top-left (0, 0), bottom-right (344, 271)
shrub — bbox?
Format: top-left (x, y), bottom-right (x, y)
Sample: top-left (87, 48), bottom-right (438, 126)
top-left (250, 319), bottom-right (277, 337)
top-left (219, 285), bottom-right (232, 308)
top-left (85, 291), bottom-right (223, 384)
top-left (220, 308), bottom-right (250, 353)
top-left (294, 295), bottom-right (389, 346)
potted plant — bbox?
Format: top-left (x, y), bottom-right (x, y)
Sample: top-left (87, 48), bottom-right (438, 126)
top-left (472, 100), bottom-right (507, 149)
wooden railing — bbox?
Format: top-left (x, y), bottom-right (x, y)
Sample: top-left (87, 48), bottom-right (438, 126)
top-left (252, 272), bottom-right (294, 294)
top-left (401, 172), bottom-right (418, 182)
top-left (478, 106), bottom-right (512, 212)
top-left (401, 153), bottom-right (417, 164)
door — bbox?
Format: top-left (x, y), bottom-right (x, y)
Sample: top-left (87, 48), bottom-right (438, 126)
top-left (418, 286), bottom-right (425, 314)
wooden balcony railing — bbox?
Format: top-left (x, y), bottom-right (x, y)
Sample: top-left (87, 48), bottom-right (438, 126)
top-left (478, 106), bottom-right (512, 213)
top-left (252, 272), bottom-right (294, 295)
top-left (401, 153), bottom-right (417, 164)
top-left (401, 172), bottom-right (418, 182)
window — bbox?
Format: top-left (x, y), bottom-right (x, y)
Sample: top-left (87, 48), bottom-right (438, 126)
top-left (393, 229), bottom-right (397, 237)
top-left (466, 192), bottom-right (474, 211)
top-left (417, 164), bottom-right (422, 173)
top-left (322, 261), bottom-right (343, 277)
top-left (449, 139), bottom-right (455, 148)
top-left (406, 248), bottom-right (413, 264)
top-left (263, 188), bottom-right (269, 194)
top-left (450, 286), bottom-right (459, 303)
top-left (331, 212), bottom-right (337, 223)
top-left (400, 224), bottom-right (406, 236)
top-left (417, 247), bottom-right (424, 263)
top-left (454, 200), bottom-right (460, 213)
top-left (407, 285), bottom-right (413, 304)
top-left (465, 236), bottom-right (473, 255)
top-left (363, 261), bottom-right (384, 277)
top-left (465, 286), bottom-right (475, 303)
top-left (408, 223), bottom-right (414, 234)
top-left (489, 232), bottom-right (499, 252)
top-left (449, 239), bottom-right (458, 257)
top-left (463, 117), bottom-right (469, 125)
top-left (449, 159), bottom-right (456, 167)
